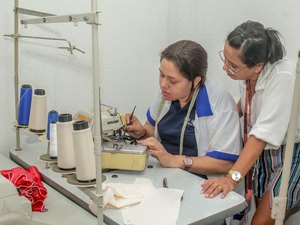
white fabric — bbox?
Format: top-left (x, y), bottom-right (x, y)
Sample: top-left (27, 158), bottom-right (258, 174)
top-left (239, 58), bottom-right (300, 149)
top-left (102, 178), bottom-right (184, 225)
top-left (121, 187), bottom-right (183, 225)
top-left (102, 178), bottom-right (154, 208)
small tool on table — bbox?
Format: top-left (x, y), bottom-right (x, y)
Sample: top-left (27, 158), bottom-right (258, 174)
top-left (163, 177), bottom-right (183, 200)
top-left (163, 177), bottom-right (169, 188)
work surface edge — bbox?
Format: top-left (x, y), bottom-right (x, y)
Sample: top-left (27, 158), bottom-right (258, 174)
top-left (9, 141), bottom-right (246, 225)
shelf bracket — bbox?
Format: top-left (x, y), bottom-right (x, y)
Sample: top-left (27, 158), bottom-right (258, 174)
top-left (15, 7), bottom-right (56, 17)
top-left (20, 12), bottom-right (100, 26)
top-left (4, 34), bottom-right (85, 54)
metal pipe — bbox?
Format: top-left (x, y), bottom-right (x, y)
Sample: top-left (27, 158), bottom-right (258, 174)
top-left (273, 51), bottom-right (300, 225)
top-left (91, 0), bottom-right (104, 224)
top-left (4, 34), bottom-right (85, 54)
top-left (14, 0), bottom-right (21, 151)
top-left (16, 7), bottom-right (55, 17)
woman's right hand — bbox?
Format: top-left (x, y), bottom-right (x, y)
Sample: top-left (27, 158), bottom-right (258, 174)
top-left (201, 176), bottom-right (236, 199)
top-left (123, 114), bottom-right (145, 139)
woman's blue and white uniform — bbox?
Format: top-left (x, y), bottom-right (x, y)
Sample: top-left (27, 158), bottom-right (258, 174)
top-left (146, 79), bottom-right (242, 179)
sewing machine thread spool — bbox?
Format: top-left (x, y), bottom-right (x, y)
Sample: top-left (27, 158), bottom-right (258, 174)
top-left (47, 110), bottom-right (58, 140)
top-left (28, 89), bottom-right (47, 133)
top-left (49, 121), bottom-right (58, 159)
top-left (72, 120), bottom-right (96, 182)
top-left (18, 84), bottom-right (32, 126)
top-left (56, 113), bottom-right (76, 170)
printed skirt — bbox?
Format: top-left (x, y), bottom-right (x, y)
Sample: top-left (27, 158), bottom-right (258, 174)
top-left (253, 143), bottom-right (300, 208)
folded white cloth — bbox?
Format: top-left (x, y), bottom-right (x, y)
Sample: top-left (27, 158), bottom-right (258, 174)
top-left (122, 187), bottom-right (184, 225)
top-left (102, 178), bottom-right (156, 208)
top-left (101, 178), bottom-right (184, 225)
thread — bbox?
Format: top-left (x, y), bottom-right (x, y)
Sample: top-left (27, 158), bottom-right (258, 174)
top-left (72, 120), bottom-right (96, 182)
top-left (47, 110), bottom-right (58, 140)
top-left (18, 84), bottom-right (32, 126)
top-left (56, 113), bottom-right (76, 170)
top-left (49, 122), bottom-right (58, 159)
top-left (28, 89), bottom-right (47, 133)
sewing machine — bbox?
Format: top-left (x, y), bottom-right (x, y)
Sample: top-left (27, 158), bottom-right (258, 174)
top-left (75, 107), bottom-right (149, 171)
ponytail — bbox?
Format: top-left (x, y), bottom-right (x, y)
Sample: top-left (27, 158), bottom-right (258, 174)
top-left (265, 28), bottom-right (285, 63)
top-left (227, 20), bottom-right (285, 66)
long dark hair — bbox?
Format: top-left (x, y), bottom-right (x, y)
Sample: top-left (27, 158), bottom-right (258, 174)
top-left (160, 40), bottom-right (208, 87)
top-left (227, 20), bottom-right (285, 67)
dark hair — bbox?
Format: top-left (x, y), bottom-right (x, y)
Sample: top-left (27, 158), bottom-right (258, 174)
top-left (227, 20), bottom-right (285, 67)
top-left (160, 40), bottom-right (207, 87)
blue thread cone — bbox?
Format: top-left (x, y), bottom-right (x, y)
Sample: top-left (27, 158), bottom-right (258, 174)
top-left (47, 110), bottom-right (59, 140)
top-left (18, 84), bottom-right (32, 126)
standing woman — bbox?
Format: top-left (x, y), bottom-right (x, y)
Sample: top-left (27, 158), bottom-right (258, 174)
top-left (201, 20), bottom-right (300, 225)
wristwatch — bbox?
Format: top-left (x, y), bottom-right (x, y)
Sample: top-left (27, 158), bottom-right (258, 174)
top-left (228, 169), bottom-right (242, 183)
top-left (183, 156), bottom-right (193, 169)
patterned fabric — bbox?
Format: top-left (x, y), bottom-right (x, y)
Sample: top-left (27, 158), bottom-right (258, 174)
top-left (253, 143), bottom-right (300, 209)
top-left (1, 166), bottom-right (48, 212)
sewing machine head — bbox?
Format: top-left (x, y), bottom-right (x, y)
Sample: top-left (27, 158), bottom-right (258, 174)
top-left (75, 107), bottom-right (143, 149)
top-left (101, 108), bottom-right (146, 151)
top-left (101, 108), bottom-right (126, 137)
top-left (75, 107), bottom-right (126, 137)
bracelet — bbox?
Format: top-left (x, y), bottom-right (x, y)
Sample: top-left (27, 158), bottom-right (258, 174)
top-left (137, 128), bottom-right (147, 140)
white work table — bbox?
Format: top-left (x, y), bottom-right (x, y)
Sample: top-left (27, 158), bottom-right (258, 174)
top-left (8, 140), bottom-right (246, 225)
top-left (0, 153), bottom-right (97, 225)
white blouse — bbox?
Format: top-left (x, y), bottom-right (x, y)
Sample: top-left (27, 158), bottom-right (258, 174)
top-left (240, 58), bottom-right (300, 149)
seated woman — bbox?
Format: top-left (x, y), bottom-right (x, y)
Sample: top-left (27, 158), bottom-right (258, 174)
top-left (125, 40), bottom-right (242, 181)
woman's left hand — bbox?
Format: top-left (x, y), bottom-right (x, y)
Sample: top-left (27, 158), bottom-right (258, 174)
top-left (138, 137), bottom-right (174, 167)
top-left (201, 176), bottom-right (236, 199)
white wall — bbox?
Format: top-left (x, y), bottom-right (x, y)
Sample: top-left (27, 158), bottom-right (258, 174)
top-left (1, 0), bottom-right (300, 154)
top-left (0, 0), bottom-right (168, 154)
top-left (168, 0), bottom-right (300, 100)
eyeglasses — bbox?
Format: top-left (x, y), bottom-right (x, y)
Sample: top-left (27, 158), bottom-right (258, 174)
top-left (218, 50), bottom-right (248, 76)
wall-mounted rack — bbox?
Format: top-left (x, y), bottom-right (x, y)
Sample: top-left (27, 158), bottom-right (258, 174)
top-left (8, 1), bottom-right (104, 224)
top-left (20, 12), bottom-right (100, 26)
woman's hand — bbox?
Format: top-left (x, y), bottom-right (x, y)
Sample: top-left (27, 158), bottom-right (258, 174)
top-left (123, 114), bottom-right (145, 139)
top-left (200, 176), bottom-right (237, 199)
top-left (138, 137), bottom-right (175, 167)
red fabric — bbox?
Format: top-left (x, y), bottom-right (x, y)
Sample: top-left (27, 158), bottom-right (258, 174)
top-left (1, 166), bottom-right (47, 212)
